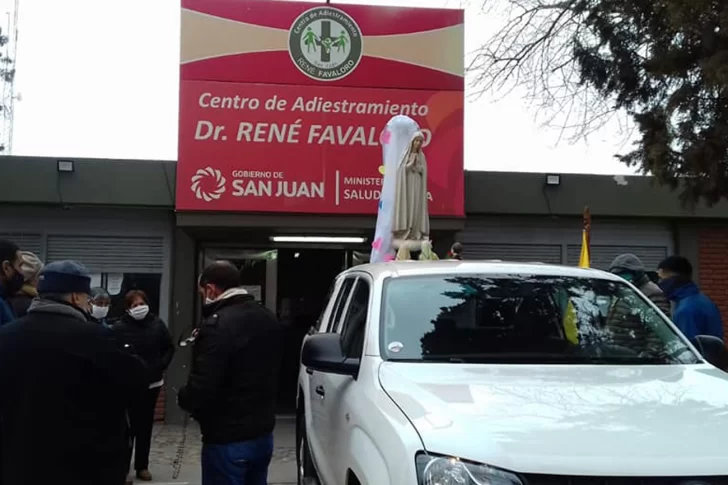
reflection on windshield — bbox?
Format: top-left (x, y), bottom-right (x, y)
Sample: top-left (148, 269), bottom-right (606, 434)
top-left (381, 274), bottom-right (698, 365)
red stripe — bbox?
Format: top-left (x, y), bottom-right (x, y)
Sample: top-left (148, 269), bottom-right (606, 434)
top-left (182, 0), bottom-right (463, 35)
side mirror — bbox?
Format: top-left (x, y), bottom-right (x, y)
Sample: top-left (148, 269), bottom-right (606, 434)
top-left (693, 335), bottom-right (728, 370)
top-left (301, 333), bottom-right (359, 377)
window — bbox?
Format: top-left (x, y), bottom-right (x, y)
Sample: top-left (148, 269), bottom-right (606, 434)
top-left (339, 278), bottom-right (370, 359)
top-left (381, 274), bottom-right (698, 365)
top-left (326, 277), bottom-right (355, 333)
top-left (313, 281), bottom-right (338, 334)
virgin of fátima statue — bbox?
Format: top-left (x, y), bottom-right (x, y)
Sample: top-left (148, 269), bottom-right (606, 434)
top-left (393, 131), bottom-right (430, 240)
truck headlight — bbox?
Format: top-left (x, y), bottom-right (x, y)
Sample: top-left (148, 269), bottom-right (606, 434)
top-left (416, 453), bottom-right (523, 485)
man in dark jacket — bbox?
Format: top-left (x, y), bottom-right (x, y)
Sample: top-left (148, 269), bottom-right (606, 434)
top-left (178, 261), bottom-right (285, 485)
top-left (0, 260), bottom-right (147, 485)
top-left (657, 255), bottom-right (724, 342)
top-left (0, 239), bottom-right (23, 326)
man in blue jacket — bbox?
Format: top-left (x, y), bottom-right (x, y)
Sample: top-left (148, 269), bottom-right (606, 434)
top-left (657, 255), bottom-right (724, 342)
top-left (0, 239), bottom-right (24, 326)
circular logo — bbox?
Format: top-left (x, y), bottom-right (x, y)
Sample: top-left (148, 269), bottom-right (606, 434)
top-left (288, 6), bottom-right (363, 82)
top-left (191, 167), bottom-right (226, 202)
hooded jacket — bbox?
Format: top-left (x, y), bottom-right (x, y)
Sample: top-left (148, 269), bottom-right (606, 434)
top-left (608, 254), bottom-right (671, 315)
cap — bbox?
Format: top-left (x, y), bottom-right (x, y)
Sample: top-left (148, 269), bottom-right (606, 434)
top-left (37, 260), bottom-right (92, 295)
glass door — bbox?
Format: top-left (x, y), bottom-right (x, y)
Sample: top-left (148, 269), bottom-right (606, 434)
top-left (201, 248), bottom-right (278, 315)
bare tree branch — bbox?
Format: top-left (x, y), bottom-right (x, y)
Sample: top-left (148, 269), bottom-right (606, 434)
top-left (467, 0), bottom-right (632, 142)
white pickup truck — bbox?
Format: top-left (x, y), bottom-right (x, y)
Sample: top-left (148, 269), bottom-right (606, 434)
top-left (296, 260), bottom-right (728, 485)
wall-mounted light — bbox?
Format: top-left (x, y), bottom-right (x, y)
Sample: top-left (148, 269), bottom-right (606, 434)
top-left (270, 236), bottom-right (366, 244)
top-left (57, 160), bottom-right (74, 172)
top-left (545, 174), bottom-right (561, 186)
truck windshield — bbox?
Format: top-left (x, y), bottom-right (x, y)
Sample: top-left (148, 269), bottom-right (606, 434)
top-left (380, 274), bottom-right (699, 365)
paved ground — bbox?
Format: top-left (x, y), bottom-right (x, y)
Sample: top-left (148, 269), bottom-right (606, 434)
top-left (137, 416), bottom-right (296, 485)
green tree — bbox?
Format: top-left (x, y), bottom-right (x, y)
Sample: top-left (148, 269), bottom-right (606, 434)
top-left (470, 0), bottom-right (728, 205)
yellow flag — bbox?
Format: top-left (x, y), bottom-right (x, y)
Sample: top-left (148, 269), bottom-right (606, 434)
top-left (563, 229), bottom-right (590, 344)
top-left (563, 301), bottom-right (579, 344)
top-left (578, 229), bottom-right (590, 268)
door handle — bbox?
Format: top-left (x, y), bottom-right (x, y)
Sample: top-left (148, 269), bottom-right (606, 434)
top-left (306, 367), bottom-right (313, 375)
top-left (315, 385), bottom-right (325, 398)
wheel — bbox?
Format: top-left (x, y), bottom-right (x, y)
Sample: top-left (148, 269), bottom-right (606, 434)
top-left (296, 406), bottom-right (317, 485)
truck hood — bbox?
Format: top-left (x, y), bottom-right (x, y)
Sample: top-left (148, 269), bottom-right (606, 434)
top-left (379, 362), bottom-right (728, 476)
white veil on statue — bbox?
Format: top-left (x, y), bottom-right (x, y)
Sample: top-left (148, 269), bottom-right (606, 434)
top-left (370, 115), bottom-right (421, 264)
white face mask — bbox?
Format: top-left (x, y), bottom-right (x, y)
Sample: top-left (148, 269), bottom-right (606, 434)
top-left (205, 297), bottom-right (215, 306)
top-left (91, 304), bottom-right (109, 320)
top-left (128, 304), bottom-right (149, 321)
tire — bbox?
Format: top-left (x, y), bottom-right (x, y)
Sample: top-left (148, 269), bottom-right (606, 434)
top-left (296, 406), bottom-right (317, 485)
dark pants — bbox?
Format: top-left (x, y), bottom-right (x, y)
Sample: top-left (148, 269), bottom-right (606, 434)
top-left (128, 387), bottom-right (161, 472)
top-left (201, 433), bottom-right (274, 485)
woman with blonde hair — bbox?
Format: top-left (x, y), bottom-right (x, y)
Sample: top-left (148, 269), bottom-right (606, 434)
top-left (9, 251), bottom-right (44, 318)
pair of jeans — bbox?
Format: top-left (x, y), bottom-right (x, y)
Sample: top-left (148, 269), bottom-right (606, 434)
top-left (128, 387), bottom-right (161, 472)
top-left (201, 433), bottom-right (274, 485)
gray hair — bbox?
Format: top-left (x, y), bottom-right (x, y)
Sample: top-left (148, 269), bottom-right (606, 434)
top-left (90, 287), bottom-right (110, 301)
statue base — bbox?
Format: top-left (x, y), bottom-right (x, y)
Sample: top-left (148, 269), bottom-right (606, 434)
top-left (392, 238), bottom-right (439, 261)
top-left (392, 238), bottom-right (426, 252)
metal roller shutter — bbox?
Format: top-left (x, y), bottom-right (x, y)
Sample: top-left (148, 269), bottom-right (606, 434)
top-left (46, 235), bottom-right (164, 273)
top-left (566, 245), bottom-right (668, 271)
top-left (0, 233), bottom-right (43, 256)
top-left (465, 243), bottom-right (562, 264)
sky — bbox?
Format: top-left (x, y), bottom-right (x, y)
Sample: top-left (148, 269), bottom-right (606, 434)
top-left (6, 0), bottom-right (636, 174)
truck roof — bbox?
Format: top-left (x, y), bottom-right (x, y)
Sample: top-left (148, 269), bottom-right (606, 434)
top-left (344, 260), bottom-right (620, 281)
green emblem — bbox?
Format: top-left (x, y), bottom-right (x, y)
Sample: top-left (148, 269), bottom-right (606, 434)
top-left (288, 7), bottom-right (363, 82)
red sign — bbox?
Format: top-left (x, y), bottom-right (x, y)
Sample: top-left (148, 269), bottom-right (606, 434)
top-left (181, 0), bottom-right (464, 90)
top-left (177, 0), bottom-right (464, 216)
top-left (176, 81), bottom-right (464, 215)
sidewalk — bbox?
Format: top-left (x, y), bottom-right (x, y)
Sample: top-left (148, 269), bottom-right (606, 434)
top-left (143, 416), bottom-right (297, 485)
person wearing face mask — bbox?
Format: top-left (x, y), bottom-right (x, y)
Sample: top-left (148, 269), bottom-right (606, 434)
top-left (90, 287), bottom-right (113, 328)
top-left (609, 253), bottom-right (670, 314)
top-left (0, 239), bottom-right (24, 326)
top-left (111, 289), bottom-right (174, 482)
top-left (606, 253), bottom-right (671, 354)
top-left (0, 260), bottom-right (148, 485)
top-left (8, 251), bottom-right (44, 319)
top-left (657, 255), bottom-right (723, 342)
top-left (178, 261), bottom-right (285, 485)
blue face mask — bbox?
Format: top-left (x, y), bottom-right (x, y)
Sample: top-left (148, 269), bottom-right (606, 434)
top-left (658, 277), bottom-right (679, 299)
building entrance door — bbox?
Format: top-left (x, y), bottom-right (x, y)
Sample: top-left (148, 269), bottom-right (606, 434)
top-left (201, 248), bottom-right (278, 314)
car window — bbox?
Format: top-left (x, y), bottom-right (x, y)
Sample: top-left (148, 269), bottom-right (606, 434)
top-left (381, 274), bottom-right (699, 365)
top-left (326, 277), bottom-right (355, 333)
top-left (313, 280), bottom-right (337, 334)
top-left (339, 278), bottom-right (371, 359)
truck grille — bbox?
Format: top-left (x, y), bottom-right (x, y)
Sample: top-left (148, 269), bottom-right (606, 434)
top-left (523, 475), bottom-right (728, 485)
